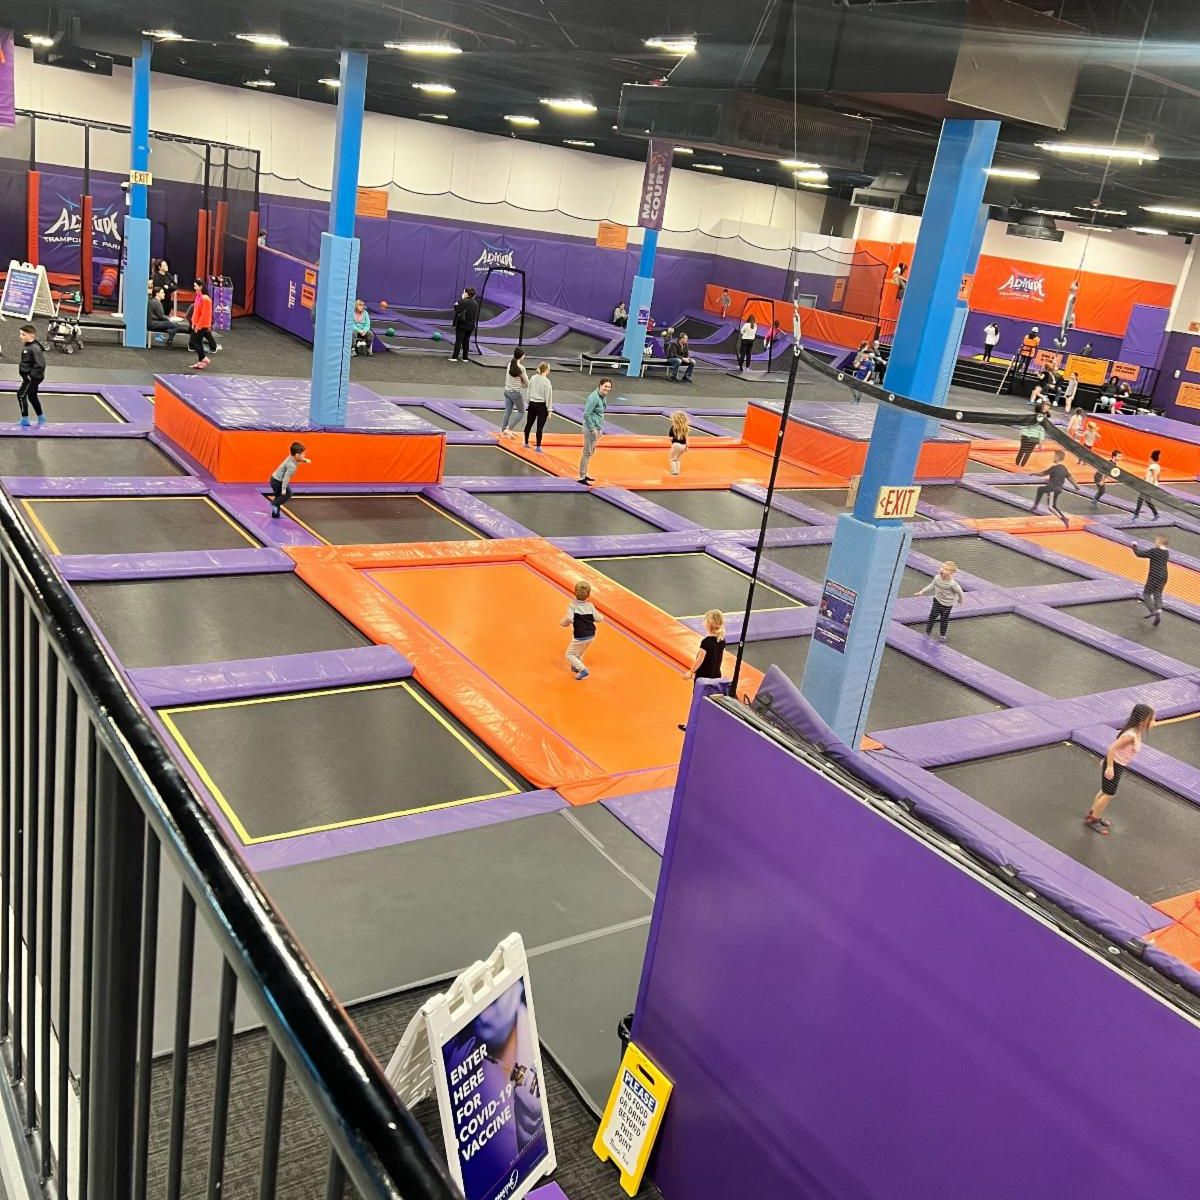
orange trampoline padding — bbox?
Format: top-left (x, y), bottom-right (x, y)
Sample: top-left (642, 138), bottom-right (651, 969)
top-left (153, 382), bottom-right (444, 484)
top-left (1017, 530), bottom-right (1200, 605)
top-left (1090, 419), bottom-right (1200, 480)
top-left (1148, 891), bottom-right (1200, 971)
top-left (743, 405), bottom-right (969, 481)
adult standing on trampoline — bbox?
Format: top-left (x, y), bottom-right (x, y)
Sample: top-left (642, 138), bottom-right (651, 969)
top-left (500, 348), bottom-right (529, 437)
top-left (524, 362), bottom-right (553, 452)
top-left (1134, 533), bottom-right (1170, 626)
top-left (1085, 703), bottom-right (1155, 835)
top-left (1133, 450), bottom-right (1162, 520)
top-left (450, 286), bottom-right (479, 362)
top-left (737, 316), bottom-right (757, 371)
top-left (578, 378), bottom-right (611, 484)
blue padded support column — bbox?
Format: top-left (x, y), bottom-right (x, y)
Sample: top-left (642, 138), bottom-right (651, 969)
top-left (622, 227), bottom-right (659, 377)
top-left (123, 41), bottom-right (152, 350)
top-left (311, 51), bottom-right (367, 426)
top-left (800, 119), bottom-right (999, 746)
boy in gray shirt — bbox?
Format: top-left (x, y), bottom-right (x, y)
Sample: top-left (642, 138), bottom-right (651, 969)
top-left (916, 561), bottom-right (965, 643)
top-left (269, 441), bottom-right (311, 518)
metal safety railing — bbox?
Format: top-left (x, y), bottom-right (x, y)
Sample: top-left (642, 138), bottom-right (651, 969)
top-left (0, 487), bottom-right (462, 1199)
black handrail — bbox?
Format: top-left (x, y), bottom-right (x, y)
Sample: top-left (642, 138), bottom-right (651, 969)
top-left (0, 489), bottom-right (462, 1200)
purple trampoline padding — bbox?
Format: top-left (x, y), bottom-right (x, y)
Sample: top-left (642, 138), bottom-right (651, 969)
top-left (56, 547), bottom-right (294, 581)
top-left (710, 607), bottom-right (817, 642)
top-left (889, 592), bottom-right (1013, 625)
top-left (704, 541), bottom-right (817, 604)
top-left (595, 489), bottom-right (701, 534)
top-left (247, 789), bottom-right (568, 873)
top-left (207, 485), bottom-right (323, 548)
top-left (0, 475), bottom-right (208, 497)
top-left (393, 399), bottom-right (488, 432)
top-left (444, 430), bottom-right (499, 446)
top-left (99, 385), bottom-right (156, 424)
top-left (875, 705), bottom-right (1091, 764)
top-left (908, 522), bottom-right (980, 541)
top-left (0, 424), bottom-right (150, 440)
top-left (424, 487), bottom-right (525, 539)
top-left (156, 374), bottom-right (441, 435)
top-left (1014, 577), bottom-right (1139, 606)
top-left (602, 788), bottom-right (675, 855)
top-left (131, 645), bottom-right (411, 707)
top-left (551, 530), bottom-right (712, 557)
top-left (447, 477), bottom-right (582, 493)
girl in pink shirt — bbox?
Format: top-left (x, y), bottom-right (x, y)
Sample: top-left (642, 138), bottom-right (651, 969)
top-left (1086, 703), bottom-right (1154, 835)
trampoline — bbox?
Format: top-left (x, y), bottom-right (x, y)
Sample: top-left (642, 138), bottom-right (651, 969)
top-left (2, 392), bottom-right (125, 423)
top-left (739, 636), bottom-right (1000, 731)
top-left (583, 553), bottom-right (801, 619)
top-left (0, 438), bottom-right (185, 477)
top-left (537, 330), bottom-right (611, 358)
top-left (1153, 526), bottom-right (1200, 561)
top-left (675, 316), bottom-right (721, 340)
top-left (74, 572), bottom-right (370, 669)
top-left (763, 543), bottom-right (932, 592)
top-left (696, 415), bottom-right (746, 435)
top-left (935, 743), bottom-right (1200, 902)
top-left (459, 407), bottom-right (580, 432)
top-left (928, 613), bottom-right (1160, 698)
top-left (608, 414), bottom-right (715, 438)
top-left (912, 536), bottom-right (1085, 588)
top-left (995, 482), bottom-right (1123, 516)
top-left (918, 485), bottom-right (1026, 519)
top-left (1166, 480), bottom-right (1200, 499)
top-left (779, 488), bottom-right (853, 517)
top-left (1145, 715), bottom-right (1200, 770)
top-left (473, 314), bottom-right (555, 339)
top-left (22, 496), bottom-right (257, 556)
top-left (283, 495), bottom-right (481, 545)
top-left (442, 445), bottom-right (550, 478)
top-left (634, 489), bottom-right (808, 530)
top-left (1063, 601), bottom-right (1200, 668)
top-left (398, 408), bottom-right (470, 432)
top-left (474, 491), bottom-right (659, 538)
top-left (159, 681), bottom-right (521, 843)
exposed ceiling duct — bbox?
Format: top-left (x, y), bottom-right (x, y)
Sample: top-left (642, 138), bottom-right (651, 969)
top-left (1005, 212), bottom-right (1065, 242)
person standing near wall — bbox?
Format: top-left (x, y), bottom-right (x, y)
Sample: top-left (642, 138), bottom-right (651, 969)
top-left (737, 316), bottom-right (757, 371)
top-left (500, 348), bottom-right (529, 437)
top-left (578, 378), bottom-right (611, 484)
top-left (152, 258), bottom-right (178, 316)
top-left (891, 262), bottom-right (907, 301)
top-left (187, 280), bottom-right (217, 369)
top-left (982, 321), bottom-right (1000, 361)
top-left (450, 286), bottom-right (479, 362)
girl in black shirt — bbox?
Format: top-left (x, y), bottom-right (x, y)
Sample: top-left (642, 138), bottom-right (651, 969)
top-left (668, 410), bottom-right (689, 476)
top-left (679, 610), bottom-right (726, 731)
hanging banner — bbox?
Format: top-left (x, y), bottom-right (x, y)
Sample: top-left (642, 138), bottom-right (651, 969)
top-left (637, 140), bottom-right (672, 231)
top-left (596, 221), bottom-right (628, 250)
top-left (0, 31), bottom-right (13, 128)
top-left (38, 171), bottom-right (124, 273)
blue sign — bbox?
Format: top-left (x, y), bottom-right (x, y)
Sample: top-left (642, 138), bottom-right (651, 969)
top-left (814, 580), bottom-right (857, 654)
top-left (1, 265), bottom-right (40, 319)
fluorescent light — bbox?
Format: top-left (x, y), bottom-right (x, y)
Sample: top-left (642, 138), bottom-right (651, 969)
top-left (563, 139), bottom-right (594, 148)
top-left (319, 77), bottom-right (340, 87)
top-left (505, 115), bottom-right (540, 127)
top-left (236, 33), bottom-right (288, 48)
top-left (693, 163), bottom-right (723, 172)
top-left (794, 169), bottom-right (828, 182)
top-left (142, 29), bottom-right (183, 41)
top-left (779, 158), bottom-right (821, 170)
top-left (1075, 205), bottom-right (1127, 216)
top-left (1129, 225), bottom-right (1170, 235)
top-left (540, 97), bottom-right (597, 114)
top-left (26, 34), bottom-right (55, 47)
top-left (419, 112), bottom-right (449, 121)
top-left (796, 182), bottom-right (830, 191)
top-left (985, 166), bottom-right (1040, 181)
top-left (1143, 204), bottom-right (1200, 220)
top-left (384, 40), bottom-right (462, 55)
top-left (673, 147), bottom-right (694, 155)
top-left (1030, 208), bottom-right (1074, 218)
top-left (1037, 140), bottom-right (1158, 163)
top-left (644, 36), bottom-right (697, 55)
top-left (412, 82), bottom-right (456, 95)
top-left (244, 78), bottom-right (276, 89)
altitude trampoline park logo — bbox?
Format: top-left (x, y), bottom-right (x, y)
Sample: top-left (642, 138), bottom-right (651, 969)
top-left (473, 239), bottom-right (518, 273)
top-left (998, 271), bottom-right (1047, 300)
top-left (43, 195), bottom-right (122, 256)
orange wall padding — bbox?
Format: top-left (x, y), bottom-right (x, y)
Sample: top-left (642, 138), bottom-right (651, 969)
top-left (80, 194), bottom-right (94, 313)
top-left (244, 210), bottom-right (260, 312)
top-left (153, 382), bottom-right (445, 484)
top-left (211, 200), bottom-right (228, 277)
top-left (702, 284), bottom-right (876, 349)
top-left (848, 239), bottom-right (911, 324)
top-left (195, 210), bottom-right (209, 281)
top-left (1088, 418), bottom-right (1200, 479)
top-left (26, 172), bottom-right (39, 265)
top-left (801, 309), bottom-right (878, 350)
top-left (702, 285), bottom-right (791, 327)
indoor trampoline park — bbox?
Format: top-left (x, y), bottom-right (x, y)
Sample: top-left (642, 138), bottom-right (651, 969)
top-left (4, 6), bottom-right (1200, 1200)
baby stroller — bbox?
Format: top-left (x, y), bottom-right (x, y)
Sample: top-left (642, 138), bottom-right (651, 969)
top-left (46, 312), bottom-right (84, 354)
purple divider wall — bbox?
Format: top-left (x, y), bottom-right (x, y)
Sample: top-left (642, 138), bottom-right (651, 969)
top-left (636, 697), bottom-right (1199, 1200)
top-left (960, 310), bottom-right (1122, 362)
top-left (551, 530), bottom-right (713, 558)
top-left (207, 485), bottom-right (323, 548)
top-left (444, 431), bottom-right (500, 446)
top-left (0, 425), bottom-right (150, 440)
top-left (1007, 576), bottom-right (1139, 606)
top-left (1, 476), bottom-right (208, 497)
top-left (130, 645), bottom-right (412, 707)
top-left (55, 547), bottom-right (294, 582)
top-left (721, 605), bottom-right (815, 642)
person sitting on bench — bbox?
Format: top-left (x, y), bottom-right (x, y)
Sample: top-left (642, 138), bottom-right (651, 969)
top-left (351, 298), bottom-right (373, 355)
top-left (668, 332), bottom-right (694, 382)
top-left (612, 300), bottom-right (627, 328)
top-left (147, 286), bottom-right (182, 347)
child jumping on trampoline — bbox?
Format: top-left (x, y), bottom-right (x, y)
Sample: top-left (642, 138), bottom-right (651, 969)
top-left (1133, 533), bottom-right (1170, 627)
top-left (16, 324), bottom-right (46, 428)
top-left (678, 610), bottom-right (726, 731)
top-left (1085, 703), bottom-right (1155, 835)
top-left (561, 580), bottom-right (603, 681)
top-left (916, 561), bottom-right (964, 643)
top-left (1093, 449), bottom-right (1122, 507)
top-left (1080, 420), bottom-right (1101, 464)
top-left (1132, 449), bottom-right (1162, 520)
top-left (268, 442), bottom-right (311, 519)
top-left (668, 411), bottom-right (689, 476)
top-left (1029, 450), bottom-right (1074, 527)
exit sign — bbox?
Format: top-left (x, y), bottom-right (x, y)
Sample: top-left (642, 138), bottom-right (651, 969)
top-left (129, 169), bottom-right (153, 186)
top-left (875, 485), bottom-right (921, 519)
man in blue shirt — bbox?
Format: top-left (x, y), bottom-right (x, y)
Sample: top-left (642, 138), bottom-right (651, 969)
top-left (578, 378), bottom-right (612, 484)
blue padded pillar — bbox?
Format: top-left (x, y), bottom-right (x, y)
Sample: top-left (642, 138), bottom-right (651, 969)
top-left (622, 228), bottom-right (659, 377)
top-left (123, 41), bottom-right (152, 350)
top-left (800, 119), bottom-right (999, 746)
top-left (311, 50), bottom-right (367, 427)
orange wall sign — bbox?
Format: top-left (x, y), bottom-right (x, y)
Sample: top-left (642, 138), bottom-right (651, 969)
top-left (596, 221), bottom-right (628, 250)
top-left (831, 277), bottom-right (847, 304)
top-left (300, 283), bottom-right (316, 309)
top-left (355, 188), bottom-right (389, 219)
top-left (1064, 354), bottom-right (1109, 386)
top-left (958, 274), bottom-right (974, 302)
top-left (1110, 361), bottom-right (1140, 383)
top-left (1176, 381), bottom-right (1200, 409)
top-left (1033, 349), bottom-right (1061, 370)
top-left (1186, 345), bottom-right (1200, 374)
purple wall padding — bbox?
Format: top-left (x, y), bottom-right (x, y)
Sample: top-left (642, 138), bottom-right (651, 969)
top-left (254, 246), bottom-right (319, 343)
top-left (55, 547), bottom-right (293, 581)
top-left (601, 788), bottom-right (674, 855)
top-left (636, 697), bottom-right (1198, 1200)
top-left (1120, 304), bottom-right (1169, 367)
top-left (961, 310), bottom-right (1122, 362)
top-left (131, 645), bottom-right (412, 707)
top-left (1152, 331), bottom-right (1200, 422)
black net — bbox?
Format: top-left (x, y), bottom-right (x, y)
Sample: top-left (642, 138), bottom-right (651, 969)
top-left (786, 245), bottom-right (889, 324)
top-left (211, 146), bottom-right (260, 310)
top-left (0, 115), bottom-right (32, 266)
top-left (148, 134), bottom-right (206, 300)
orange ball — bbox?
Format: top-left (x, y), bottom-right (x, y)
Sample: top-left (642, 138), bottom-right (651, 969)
top-left (379, 299), bottom-right (389, 309)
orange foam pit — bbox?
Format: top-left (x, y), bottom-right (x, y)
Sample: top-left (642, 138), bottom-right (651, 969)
top-left (153, 381), bottom-right (445, 485)
top-left (1148, 891), bottom-right (1200, 971)
top-left (957, 515), bottom-right (1091, 534)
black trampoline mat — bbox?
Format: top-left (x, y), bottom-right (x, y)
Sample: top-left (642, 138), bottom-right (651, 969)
top-left (1145, 717), bottom-right (1200, 770)
top-left (478, 491), bottom-right (658, 538)
top-left (283, 495), bottom-right (481, 545)
top-left (608, 414), bottom-right (714, 438)
top-left (965, 462), bottom-right (1009, 475)
top-left (442, 445), bottom-right (549, 477)
top-left (779, 488), bottom-right (853, 516)
top-left (402, 407), bottom-right (469, 431)
top-left (540, 330), bottom-right (610, 357)
top-left (739, 636), bottom-right (1000, 731)
top-left (459, 407), bottom-right (579, 433)
top-left (74, 572), bottom-right (370, 668)
top-left (583, 553), bottom-right (801, 618)
top-left (0, 437), bottom-right (185, 477)
top-left (913, 536), bottom-right (1084, 587)
top-left (160, 681), bottom-right (520, 842)
top-left (1156, 526), bottom-right (1200, 561)
top-left (935, 743), bottom-right (1200, 902)
top-left (999, 483), bottom-right (1122, 516)
top-left (2, 391), bottom-right (124, 423)
top-left (697, 414), bottom-right (746, 434)
top-left (934, 612), bottom-right (1159, 698)
top-left (1062, 601), bottom-right (1200, 669)
top-left (1166, 480), bottom-right (1200, 499)
top-left (676, 316), bottom-right (721, 340)
top-left (918, 485), bottom-right (1025, 518)
top-left (475, 313), bottom-right (555, 339)
top-left (23, 496), bottom-right (256, 556)
top-left (763, 542), bottom-right (932, 593)
top-left (634, 488), bottom-right (806, 530)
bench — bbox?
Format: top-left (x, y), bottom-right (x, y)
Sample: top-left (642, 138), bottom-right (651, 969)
top-left (580, 353), bottom-right (629, 374)
top-left (640, 357), bottom-right (674, 376)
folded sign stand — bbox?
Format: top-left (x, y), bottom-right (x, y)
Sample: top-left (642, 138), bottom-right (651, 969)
top-left (387, 934), bottom-right (555, 1200)
top-left (1, 261), bottom-right (56, 320)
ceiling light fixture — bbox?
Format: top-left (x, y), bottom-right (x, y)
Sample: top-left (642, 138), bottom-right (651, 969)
top-left (384, 40), bottom-right (462, 55)
top-left (1128, 225), bottom-right (1170, 235)
top-left (693, 163), bottom-right (723, 172)
top-left (779, 158), bottom-right (820, 170)
top-left (1036, 140), bottom-right (1158, 163)
top-left (644, 36), bottom-right (697, 55)
top-left (419, 113), bottom-right (450, 121)
top-left (794, 169), bottom-right (828, 182)
top-left (540, 97), bottom-right (597, 114)
top-left (673, 147), bottom-right (693, 155)
top-left (505, 115), bottom-right (540, 127)
top-left (319, 77), bottom-right (340, 87)
top-left (142, 29), bottom-right (184, 42)
top-left (26, 34), bottom-right (55, 47)
top-left (412, 82), bottom-right (456, 95)
top-left (244, 78), bottom-right (277, 89)
top-left (1143, 203), bottom-right (1200, 220)
top-left (1075, 205), bottom-right (1127, 216)
top-left (985, 166), bottom-right (1040, 181)
top-left (236, 33), bottom-right (289, 48)
top-left (795, 181), bottom-right (830, 190)
top-left (563, 139), bottom-right (595, 148)
top-left (1028, 208), bottom-right (1074, 218)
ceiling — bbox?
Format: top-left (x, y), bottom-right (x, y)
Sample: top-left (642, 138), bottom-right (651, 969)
top-left (16, 0), bottom-right (1200, 234)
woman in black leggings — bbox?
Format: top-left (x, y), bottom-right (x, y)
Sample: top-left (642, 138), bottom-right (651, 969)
top-left (524, 361), bottom-right (553, 451)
